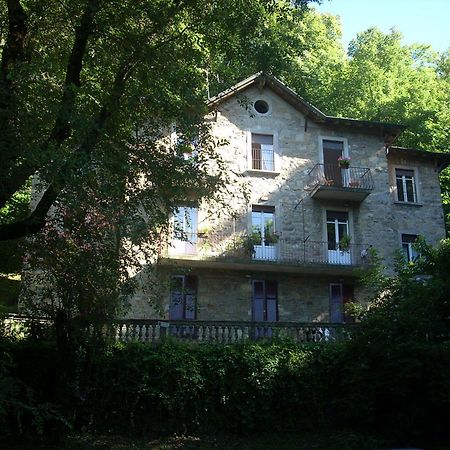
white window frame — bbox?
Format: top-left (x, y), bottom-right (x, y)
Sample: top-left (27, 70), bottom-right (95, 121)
top-left (400, 233), bottom-right (420, 262)
top-left (246, 130), bottom-right (279, 174)
top-left (394, 167), bottom-right (419, 204)
top-left (322, 207), bottom-right (354, 242)
top-left (251, 205), bottom-right (278, 261)
top-left (170, 206), bottom-right (198, 255)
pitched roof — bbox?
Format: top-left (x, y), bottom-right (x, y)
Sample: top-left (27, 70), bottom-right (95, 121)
top-left (208, 72), bottom-right (405, 141)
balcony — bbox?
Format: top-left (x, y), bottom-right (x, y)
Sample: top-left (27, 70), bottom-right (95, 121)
top-left (161, 233), bottom-right (369, 275)
top-left (308, 163), bottom-right (374, 202)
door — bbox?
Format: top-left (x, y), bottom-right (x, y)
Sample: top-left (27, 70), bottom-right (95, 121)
top-left (329, 283), bottom-right (354, 323)
top-left (326, 211), bottom-right (351, 265)
top-left (170, 207), bottom-right (197, 255)
top-left (323, 140), bottom-right (345, 187)
top-left (169, 275), bottom-right (198, 337)
top-left (252, 280), bottom-right (278, 338)
top-left (252, 206), bottom-right (277, 260)
top-left (329, 283), bottom-right (344, 323)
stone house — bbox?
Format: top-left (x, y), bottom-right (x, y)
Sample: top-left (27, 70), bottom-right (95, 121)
top-left (128, 73), bottom-right (449, 330)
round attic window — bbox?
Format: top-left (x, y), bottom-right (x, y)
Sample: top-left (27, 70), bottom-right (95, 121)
top-left (254, 99), bottom-right (270, 115)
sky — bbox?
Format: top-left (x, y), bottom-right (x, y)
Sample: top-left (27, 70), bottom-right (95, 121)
top-left (314, 0), bottom-right (450, 54)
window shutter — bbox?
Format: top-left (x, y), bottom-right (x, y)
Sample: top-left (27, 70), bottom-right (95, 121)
top-left (252, 281), bottom-right (265, 321)
top-left (170, 292), bottom-right (184, 320)
top-left (184, 276), bottom-right (198, 320)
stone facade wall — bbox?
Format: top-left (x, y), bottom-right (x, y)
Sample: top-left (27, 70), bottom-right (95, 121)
top-left (204, 86), bottom-right (446, 267)
top-left (127, 266), bottom-right (365, 323)
top-left (126, 84), bottom-right (447, 320)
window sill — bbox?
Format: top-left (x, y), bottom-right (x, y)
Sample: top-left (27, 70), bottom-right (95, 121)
top-left (245, 169), bottom-right (280, 177)
top-left (393, 201), bottom-right (423, 207)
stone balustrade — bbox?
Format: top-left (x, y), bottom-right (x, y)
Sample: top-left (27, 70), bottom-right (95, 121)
top-left (2, 315), bottom-right (354, 344)
top-left (112, 319), bottom-right (354, 344)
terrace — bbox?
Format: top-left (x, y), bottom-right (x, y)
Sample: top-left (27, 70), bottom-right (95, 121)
top-left (160, 232), bottom-right (370, 275)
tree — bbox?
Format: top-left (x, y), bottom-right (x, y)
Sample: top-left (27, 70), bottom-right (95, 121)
top-left (1, 1), bottom-right (323, 327)
top-left (283, 24), bottom-right (450, 230)
top-left (0, 0), bottom-right (317, 242)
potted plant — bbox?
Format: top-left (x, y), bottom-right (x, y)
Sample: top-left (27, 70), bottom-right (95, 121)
top-left (338, 235), bottom-right (351, 251)
top-left (239, 231), bottom-right (260, 257)
top-left (337, 156), bottom-right (351, 169)
top-left (264, 230), bottom-right (279, 245)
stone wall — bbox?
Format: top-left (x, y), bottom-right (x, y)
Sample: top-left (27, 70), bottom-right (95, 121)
top-left (204, 86), bottom-right (446, 267)
top-left (126, 84), bottom-right (447, 320)
top-left (127, 266), bottom-right (364, 323)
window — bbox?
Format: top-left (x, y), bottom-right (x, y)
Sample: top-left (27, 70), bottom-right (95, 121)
top-left (323, 139), bottom-right (344, 164)
top-left (253, 99), bottom-right (269, 115)
top-left (252, 280), bottom-right (278, 339)
top-left (170, 206), bottom-right (197, 255)
top-left (322, 139), bottom-right (346, 186)
top-left (251, 206), bottom-right (277, 260)
top-left (169, 275), bottom-right (198, 320)
top-left (401, 234), bottom-right (419, 262)
top-left (251, 133), bottom-right (274, 171)
top-left (326, 211), bottom-right (351, 265)
top-left (396, 168), bottom-right (417, 203)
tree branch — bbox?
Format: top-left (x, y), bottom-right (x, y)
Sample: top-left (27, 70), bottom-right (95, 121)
top-left (46, 0), bottom-right (101, 145)
top-left (0, 57), bottom-right (135, 241)
top-left (0, 186), bottom-right (57, 240)
top-left (0, 0), bottom-right (101, 210)
top-left (0, 0), bottom-right (28, 90)
top-left (0, 0), bottom-right (29, 207)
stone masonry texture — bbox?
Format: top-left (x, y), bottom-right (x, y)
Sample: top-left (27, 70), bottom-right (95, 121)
top-left (126, 83), bottom-right (447, 321)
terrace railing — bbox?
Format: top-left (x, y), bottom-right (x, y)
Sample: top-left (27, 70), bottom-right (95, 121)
top-left (167, 233), bottom-right (369, 267)
top-left (2, 316), bottom-right (354, 344)
top-left (112, 319), bottom-right (354, 344)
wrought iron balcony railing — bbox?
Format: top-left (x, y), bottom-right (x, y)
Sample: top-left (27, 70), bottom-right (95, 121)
top-left (308, 163), bottom-right (374, 201)
top-left (166, 233), bottom-right (370, 267)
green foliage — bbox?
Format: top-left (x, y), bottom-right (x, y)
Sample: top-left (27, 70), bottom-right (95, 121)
top-left (338, 234), bottom-right (351, 251)
top-left (356, 237), bottom-right (450, 343)
top-left (0, 180), bottom-right (31, 227)
top-left (0, 336), bottom-right (69, 440)
top-left (0, 0), bottom-right (320, 339)
top-left (1, 320), bottom-right (449, 448)
top-left (329, 238), bottom-right (450, 445)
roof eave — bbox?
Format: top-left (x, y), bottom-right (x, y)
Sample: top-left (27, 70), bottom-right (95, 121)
top-left (388, 146), bottom-right (450, 172)
top-left (208, 73), bottom-right (405, 139)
